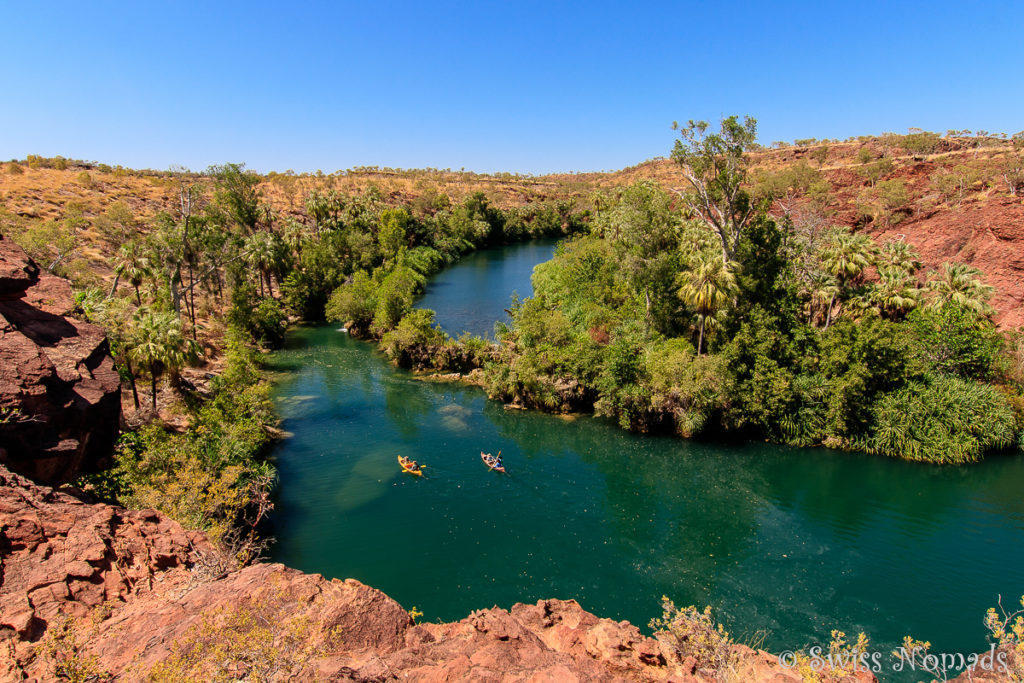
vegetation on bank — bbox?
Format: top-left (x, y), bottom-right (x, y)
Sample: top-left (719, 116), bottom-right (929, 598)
top-left (0, 120), bottom-right (1020, 559)
top-left (352, 118), bottom-right (1024, 465)
top-left (45, 163), bottom-right (587, 561)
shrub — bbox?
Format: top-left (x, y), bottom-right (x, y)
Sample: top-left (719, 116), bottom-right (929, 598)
top-left (901, 131), bottom-right (941, 155)
top-left (228, 286), bottom-right (287, 347)
top-left (867, 375), bottom-right (1016, 463)
top-left (147, 601), bottom-right (324, 682)
top-left (857, 157), bottom-right (894, 186)
top-left (649, 597), bottom-right (735, 676)
top-left (325, 270), bottom-right (377, 331)
top-left (984, 595), bottom-right (1024, 679)
top-left (76, 171), bottom-right (93, 187)
top-left (909, 303), bottom-right (1002, 380)
top-left (7, 161), bottom-right (24, 174)
top-left (379, 308), bottom-right (447, 366)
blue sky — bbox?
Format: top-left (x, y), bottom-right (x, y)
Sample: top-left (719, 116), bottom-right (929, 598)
top-left (3, 1), bottom-right (1022, 174)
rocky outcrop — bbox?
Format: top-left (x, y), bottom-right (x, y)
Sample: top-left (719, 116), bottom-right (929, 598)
top-left (0, 464), bottom-right (879, 682)
top-left (0, 235), bottom-right (120, 485)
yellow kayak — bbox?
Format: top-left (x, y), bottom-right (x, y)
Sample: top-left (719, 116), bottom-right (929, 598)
top-left (398, 455), bottom-right (423, 476)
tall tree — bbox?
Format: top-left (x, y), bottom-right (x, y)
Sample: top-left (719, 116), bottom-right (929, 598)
top-left (129, 309), bottom-right (198, 410)
top-left (210, 163), bottom-right (262, 235)
top-left (818, 227), bottom-right (875, 327)
top-left (676, 253), bottom-right (739, 354)
top-left (594, 182), bottom-right (681, 329)
top-left (671, 115), bottom-right (759, 262)
top-left (112, 241), bottom-right (150, 305)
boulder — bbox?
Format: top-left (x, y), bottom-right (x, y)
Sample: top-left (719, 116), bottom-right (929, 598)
top-left (0, 235), bottom-right (120, 484)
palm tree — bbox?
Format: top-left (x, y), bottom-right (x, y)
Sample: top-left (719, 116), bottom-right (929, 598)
top-left (129, 309), bottom-right (198, 411)
top-left (244, 231), bottom-right (278, 297)
top-left (870, 268), bottom-right (923, 319)
top-left (926, 262), bottom-right (995, 316)
top-left (112, 242), bottom-right (151, 305)
top-left (878, 239), bottom-right (922, 274)
top-left (818, 227), bottom-right (876, 327)
top-left (676, 254), bottom-right (739, 354)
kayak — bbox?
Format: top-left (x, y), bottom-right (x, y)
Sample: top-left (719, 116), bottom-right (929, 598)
top-left (398, 455), bottom-right (423, 476)
top-left (481, 451), bottom-right (505, 473)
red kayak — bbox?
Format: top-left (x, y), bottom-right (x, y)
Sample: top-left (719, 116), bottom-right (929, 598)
top-left (481, 451), bottom-right (505, 473)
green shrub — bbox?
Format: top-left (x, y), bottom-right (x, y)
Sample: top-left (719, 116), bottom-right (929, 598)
top-left (379, 308), bottom-right (447, 365)
top-left (909, 303), bottom-right (1003, 380)
top-left (228, 286), bottom-right (287, 347)
top-left (325, 271), bottom-right (377, 330)
top-left (901, 131), bottom-right (941, 155)
top-left (867, 375), bottom-right (1016, 463)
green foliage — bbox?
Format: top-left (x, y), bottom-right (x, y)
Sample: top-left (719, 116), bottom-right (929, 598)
top-left (325, 270), bottom-right (377, 330)
top-left (909, 303), bottom-right (1003, 380)
top-left (146, 600), bottom-right (324, 683)
top-left (645, 339), bottom-right (732, 437)
top-left (671, 115), bottom-right (758, 261)
top-left (379, 308), bottom-right (447, 365)
top-left (129, 307), bottom-right (200, 408)
top-left (38, 614), bottom-right (111, 683)
top-left (817, 316), bottom-right (913, 441)
top-left (857, 157), bottom-right (894, 186)
top-left (857, 179), bottom-right (908, 224)
top-left (10, 214), bottom-right (80, 273)
top-left (82, 327), bottom-right (275, 550)
top-left (95, 201), bottom-right (137, 247)
top-left (926, 261), bottom-right (995, 316)
top-left (372, 264), bottom-right (424, 333)
top-left (901, 131), bottom-right (941, 155)
top-left (209, 162), bottom-right (262, 234)
top-left (867, 375), bottom-right (1016, 463)
top-left (594, 182), bottom-right (682, 331)
top-left (722, 306), bottom-right (808, 438)
top-left (229, 288), bottom-right (287, 348)
top-left (378, 207), bottom-right (410, 262)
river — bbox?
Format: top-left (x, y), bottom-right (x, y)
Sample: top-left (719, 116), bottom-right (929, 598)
top-left (268, 240), bottom-right (1024, 680)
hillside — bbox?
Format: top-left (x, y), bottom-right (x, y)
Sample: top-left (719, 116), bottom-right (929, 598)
top-left (2, 133), bottom-right (1022, 327)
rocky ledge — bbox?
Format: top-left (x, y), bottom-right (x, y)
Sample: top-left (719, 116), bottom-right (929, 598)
top-left (0, 235), bottom-right (120, 485)
top-left (0, 464), bottom-right (886, 682)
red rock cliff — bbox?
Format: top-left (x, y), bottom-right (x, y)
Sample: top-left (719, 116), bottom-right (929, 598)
top-left (0, 465), bottom-right (882, 682)
top-left (0, 235), bottom-right (121, 485)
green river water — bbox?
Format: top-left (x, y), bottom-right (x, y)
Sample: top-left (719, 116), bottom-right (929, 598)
top-left (269, 241), bottom-right (1024, 680)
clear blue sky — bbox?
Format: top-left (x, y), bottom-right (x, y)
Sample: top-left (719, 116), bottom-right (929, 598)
top-left (3, 1), bottom-right (1022, 174)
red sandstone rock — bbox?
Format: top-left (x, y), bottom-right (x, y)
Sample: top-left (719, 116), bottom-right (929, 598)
top-left (0, 235), bottom-right (120, 485)
top-left (0, 464), bottom-right (878, 682)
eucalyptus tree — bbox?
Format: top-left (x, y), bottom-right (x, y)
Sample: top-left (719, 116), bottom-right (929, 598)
top-left (671, 115), bottom-right (759, 262)
top-left (210, 163), bottom-right (262, 235)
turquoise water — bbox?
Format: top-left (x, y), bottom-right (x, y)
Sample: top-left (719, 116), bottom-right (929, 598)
top-left (268, 242), bottom-right (1024, 680)
top-left (414, 239), bottom-right (558, 338)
